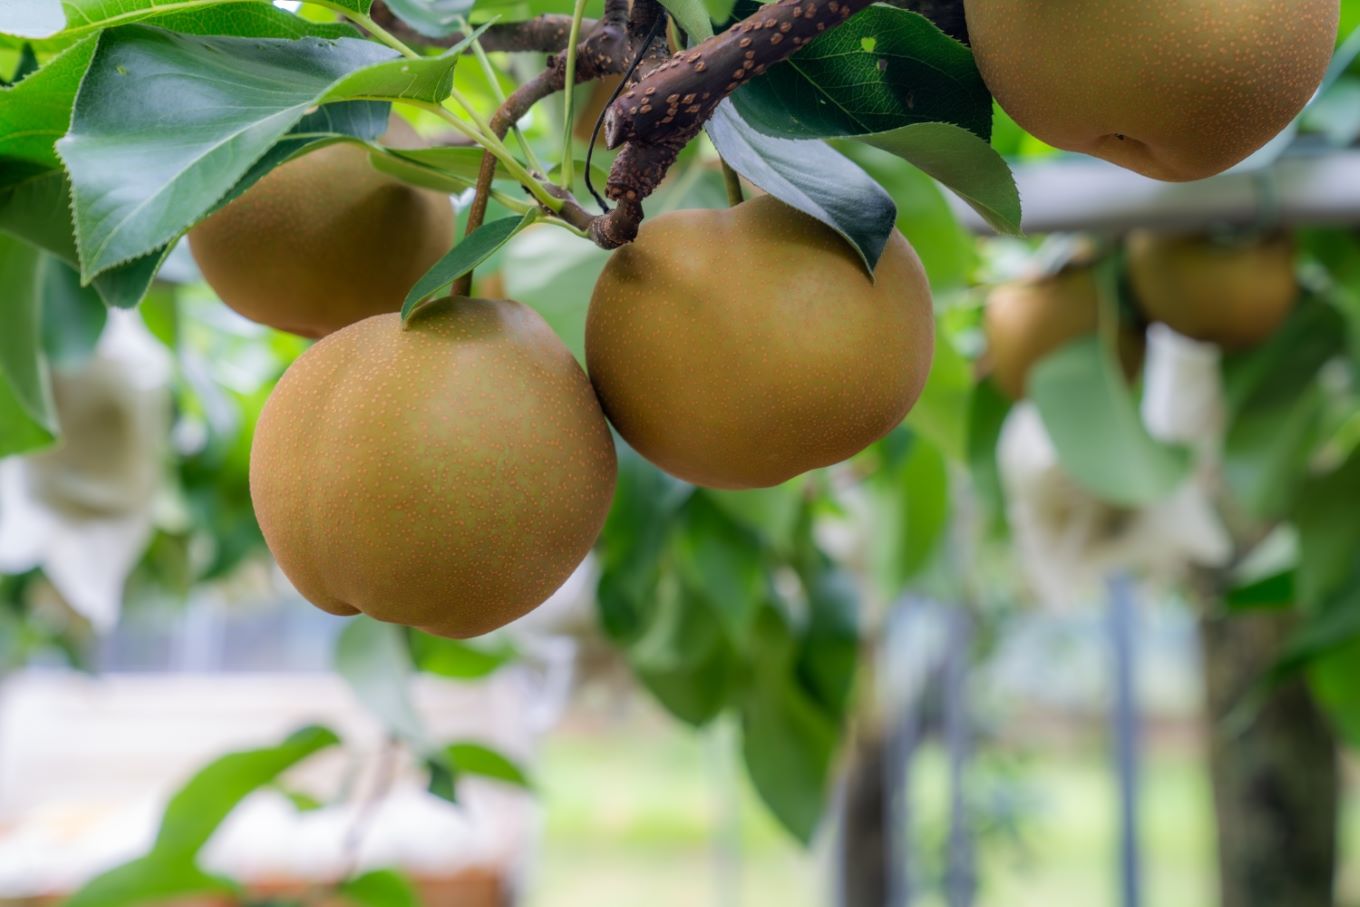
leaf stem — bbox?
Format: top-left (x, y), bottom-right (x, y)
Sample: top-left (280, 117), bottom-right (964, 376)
top-left (720, 156), bottom-right (744, 207)
top-left (557, 0), bottom-right (591, 189)
top-left (331, 7), bottom-right (422, 59)
top-left (462, 20), bottom-right (546, 174)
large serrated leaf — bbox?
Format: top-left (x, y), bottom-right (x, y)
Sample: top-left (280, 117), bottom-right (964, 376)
top-left (58, 25), bottom-right (467, 279)
top-left (44, 0), bottom-right (359, 39)
top-left (857, 122), bottom-right (1021, 235)
top-left (706, 101), bottom-right (895, 274)
top-left (732, 4), bottom-right (990, 141)
top-left (0, 36), bottom-right (96, 183)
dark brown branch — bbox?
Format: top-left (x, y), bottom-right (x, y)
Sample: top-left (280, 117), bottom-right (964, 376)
top-left (451, 0), bottom-right (632, 295)
top-left (370, 2), bottom-right (587, 53)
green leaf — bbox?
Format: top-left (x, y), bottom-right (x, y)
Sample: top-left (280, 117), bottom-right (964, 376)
top-left (630, 579), bottom-right (735, 726)
top-left (0, 234), bottom-right (56, 457)
top-left (0, 170), bottom-right (170, 308)
top-left (904, 322), bottom-right (970, 460)
top-left (341, 869), bottom-right (422, 907)
top-left (658, 0), bottom-right (713, 42)
top-left (334, 617), bottom-right (429, 745)
top-left (0, 0), bottom-right (64, 39)
top-left (369, 146), bottom-right (481, 194)
top-left (870, 433), bottom-right (949, 593)
top-left (706, 478), bottom-right (806, 554)
top-left (1294, 450), bottom-right (1360, 609)
top-left (58, 25), bottom-right (467, 279)
top-left (1222, 298), bottom-right (1346, 416)
top-left (793, 545), bottom-right (858, 725)
top-left (64, 857), bottom-right (238, 907)
top-left (966, 377), bottom-right (1011, 534)
top-left (732, 5), bottom-right (989, 140)
top-left (1030, 336), bottom-right (1192, 506)
top-left (153, 724), bottom-right (340, 859)
top-left (706, 101), bottom-right (896, 274)
top-left (446, 741), bottom-right (532, 788)
top-left (858, 122), bottom-right (1022, 236)
top-left (674, 495), bottom-right (766, 640)
top-left (596, 445), bottom-right (693, 642)
top-left (380, 0), bottom-right (471, 38)
top-left (1226, 569), bottom-right (1295, 611)
top-left (741, 609), bottom-right (837, 844)
top-left (0, 37), bottom-right (97, 183)
top-left (40, 255), bottom-right (106, 366)
top-left (401, 214), bottom-right (531, 320)
top-left (408, 631), bottom-right (516, 679)
top-left (1308, 637), bottom-right (1360, 748)
top-left (1223, 385), bottom-right (1324, 520)
top-left (23, 0), bottom-right (358, 39)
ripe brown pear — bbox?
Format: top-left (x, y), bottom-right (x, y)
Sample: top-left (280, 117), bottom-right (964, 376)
top-left (189, 119), bottom-right (454, 338)
top-left (585, 195), bottom-right (935, 490)
top-left (985, 267), bottom-right (1145, 400)
top-left (1126, 231), bottom-right (1298, 349)
top-left (965, 0), bottom-right (1339, 182)
top-left (249, 298), bottom-right (618, 639)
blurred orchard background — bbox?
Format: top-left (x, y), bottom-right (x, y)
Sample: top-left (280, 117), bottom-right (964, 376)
top-left (3, 2), bottom-right (1360, 907)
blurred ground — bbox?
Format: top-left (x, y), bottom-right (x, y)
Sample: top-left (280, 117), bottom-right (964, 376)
top-left (531, 699), bottom-right (1360, 907)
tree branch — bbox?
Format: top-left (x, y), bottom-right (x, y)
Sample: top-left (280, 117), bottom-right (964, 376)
top-left (370, 2), bottom-right (588, 53)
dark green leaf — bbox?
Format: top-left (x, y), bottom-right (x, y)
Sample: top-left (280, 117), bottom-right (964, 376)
top-left (1223, 385), bottom-right (1324, 520)
top-left (741, 609), bottom-right (837, 844)
top-left (675, 494), bottom-right (766, 640)
top-left (446, 741), bottom-right (532, 788)
top-left (706, 101), bottom-right (896, 275)
top-left (1226, 570), bottom-right (1295, 611)
top-left (1308, 637), bottom-right (1360, 748)
top-left (40, 255), bottom-right (106, 366)
top-left (793, 545), bottom-right (858, 724)
top-left (340, 869), bottom-right (422, 907)
top-left (733, 5), bottom-right (989, 140)
top-left (6, 44), bottom-right (40, 83)
top-left (1031, 336), bottom-right (1192, 506)
top-left (0, 234), bottom-right (56, 456)
top-left (0, 37), bottom-right (97, 183)
top-left (1222, 298), bottom-right (1345, 416)
top-left (630, 579), bottom-right (735, 726)
top-left (869, 432), bottom-right (949, 592)
top-left (152, 724), bottom-right (340, 859)
top-left (64, 856), bottom-right (238, 907)
top-left (596, 444), bottom-right (693, 642)
top-left (0, 170), bottom-right (170, 308)
top-left (402, 214), bottom-right (531, 320)
top-left (59, 26), bottom-right (464, 279)
top-left (1294, 449), bottom-right (1360, 609)
top-left (858, 122), bottom-right (1022, 236)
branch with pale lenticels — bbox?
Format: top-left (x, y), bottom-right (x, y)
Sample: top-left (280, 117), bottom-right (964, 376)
top-left (373, 0), bottom-right (967, 252)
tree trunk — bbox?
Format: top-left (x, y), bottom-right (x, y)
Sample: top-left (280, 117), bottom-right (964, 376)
top-left (1200, 610), bottom-right (1339, 907)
